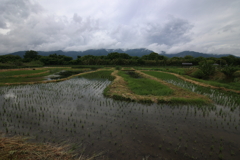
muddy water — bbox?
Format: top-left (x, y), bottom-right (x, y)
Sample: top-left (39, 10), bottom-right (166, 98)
top-left (0, 77), bottom-right (240, 159)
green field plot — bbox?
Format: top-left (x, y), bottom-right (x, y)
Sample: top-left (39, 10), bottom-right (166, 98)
top-left (143, 71), bottom-right (240, 108)
top-left (0, 69), bottom-right (46, 77)
top-left (0, 67), bottom-right (90, 85)
top-left (118, 71), bottom-right (174, 96)
top-left (79, 70), bottom-right (114, 81)
top-left (134, 66), bottom-right (186, 74)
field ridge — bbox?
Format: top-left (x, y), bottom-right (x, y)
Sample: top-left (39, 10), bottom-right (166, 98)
top-left (155, 70), bottom-right (240, 94)
top-left (106, 70), bottom-right (211, 104)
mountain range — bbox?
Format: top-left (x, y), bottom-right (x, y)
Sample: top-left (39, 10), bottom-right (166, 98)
top-left (6, 49), bottom-right (235, 59)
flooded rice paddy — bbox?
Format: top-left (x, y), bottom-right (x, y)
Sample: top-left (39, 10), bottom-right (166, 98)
top-left (0, 77), bottom-right (240, 159)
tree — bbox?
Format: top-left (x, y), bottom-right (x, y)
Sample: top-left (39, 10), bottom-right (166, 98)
top-left (221, 64), bottom-right (239, 81)
top-left (39, 56), bottom-right (51, 65)
top-left (119, 53), bottom-right (131, 59)
top-left (24, 50), bottom-right (40, 62)
top-left (221, 55), bottom-right (237, 65)
top-left (0, 55), bottom-right (22, 63)
top-left (184, 55), bottom-right (194, 60)
top-left (106, 52), bottom-right (120, 60)
top-left (198, 60), bottom-right (215, 79)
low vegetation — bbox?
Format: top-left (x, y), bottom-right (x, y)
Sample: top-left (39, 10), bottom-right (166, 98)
top-left (79, 70), bottom-right (114, 81)
top-left (0, 69), bottom-right (46, 77)
top-left (134, 66), bottom-right (185, 75)
top-left (143, 71), bottom-right (240, 108)
top-left (0, 67), bottom-right (96, 86)
top-left (118, 71), bottom-right (173, 96)
top-left (104, 69), bottom-right (210, 104)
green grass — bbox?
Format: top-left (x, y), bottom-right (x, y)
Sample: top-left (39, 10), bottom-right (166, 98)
top-left (134, 67), bottom-right (185, 75)
top-left (122, 67), bottom-right (133, 70)
top-left (0, 67), bottom-right (101, 85)
top-left (118, 71), bottom-right (173, 96)
top-left (142, 71), bottom-right (180, 81)
top-left (143, 71), bottom-right (240, 107)
top-left (141, 68), bottom-right (240, 91)
top-left (0, 68), bottom-right (86, 84)
top-left (79, 70), bottom-right (114, 81)
top-left (0, 70), bottom-right (46, 77)
top-left (0, 72), bottom-right (51, 83)
top-left (71, 65), bottom-right (104, 70)
top-left (183, 75), bottom-right (240, 91)
top-left (143, 70), bottom-right (240, 91)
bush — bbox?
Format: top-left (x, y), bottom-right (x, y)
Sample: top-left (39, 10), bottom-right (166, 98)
top-left (25, 60), bottom-right (44, 67)
top-left (190, 69), bottom-right (205, 79)
top-left (115, 66), bottom-right (122, 70)
top-left (198, 60), bottom-right (215, 79)
top-left (221, 65), bottom-right (239, 81)
top-left (233, 71), bottom-right (240, 77)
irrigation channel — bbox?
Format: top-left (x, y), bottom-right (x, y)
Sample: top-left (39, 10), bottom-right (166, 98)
top-left (0, 74), bottom-right (240, 159)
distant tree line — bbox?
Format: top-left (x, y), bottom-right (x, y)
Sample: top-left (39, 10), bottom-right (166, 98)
top-left (1, 50), bottom-right (240, 68)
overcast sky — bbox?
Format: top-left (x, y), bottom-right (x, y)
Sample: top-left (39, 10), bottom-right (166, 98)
top-left (0, 0), bottom-right (240, 56)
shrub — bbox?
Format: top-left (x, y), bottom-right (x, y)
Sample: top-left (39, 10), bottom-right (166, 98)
top-left (233, 71), bottom-right (240, 77)
top-left (198, 60), bottom-right (215, 79)
top-left (221, 64), bottom-right (239, 81)
top-left (190, 69), bottom-right (205, 79)
top-left (115, 66), bottom-right (122, 70)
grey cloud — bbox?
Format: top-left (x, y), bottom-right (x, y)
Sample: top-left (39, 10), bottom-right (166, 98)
top-left (73, 13), bottom-right (82, 23)
top-left (145, 17), bottom-right (193, 46)
top-left (0, 0), bottom-right (42, 26)
top-left (0, 17), bottom-right (7, 28)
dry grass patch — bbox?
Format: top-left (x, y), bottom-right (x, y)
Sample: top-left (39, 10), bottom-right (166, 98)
top-left (0, 136), bottom-right (75, 160)
top-left (0, 135), bottom-right (104, 160)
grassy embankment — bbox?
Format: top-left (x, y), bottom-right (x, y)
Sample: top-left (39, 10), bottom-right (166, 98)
top-left (148, 69), bottom-right (240, 93)
top-left (134, 66), bottom-right (186, 74)
top-left (141, 66), bottom-right (240, 92)
top-left (103, 69), bottom-right (211, 104)
top-left (0, 69), bottom-right (51, 83)
top-left (79, 70), bottom-right (114, 80)
top-left (183, 74), bottom-right (240, 91)
top-left (0, 67), bottom-right (95, 86)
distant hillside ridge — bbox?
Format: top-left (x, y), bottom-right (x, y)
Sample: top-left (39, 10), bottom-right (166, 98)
top-left (7, 48), bottom-right (153, 59)
top-left (6, 49), bottom-right (236, 59)
top-left (162, 51), bottom-right (234, 58)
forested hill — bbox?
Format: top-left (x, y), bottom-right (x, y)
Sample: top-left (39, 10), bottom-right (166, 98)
top-left (8, 49), bottom-right (153, 59)
top-left (7, 49), bottom-right (235, 59)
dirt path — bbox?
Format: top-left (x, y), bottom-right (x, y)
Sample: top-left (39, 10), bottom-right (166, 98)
top-left (154, 71), bottom-right (240, 94)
